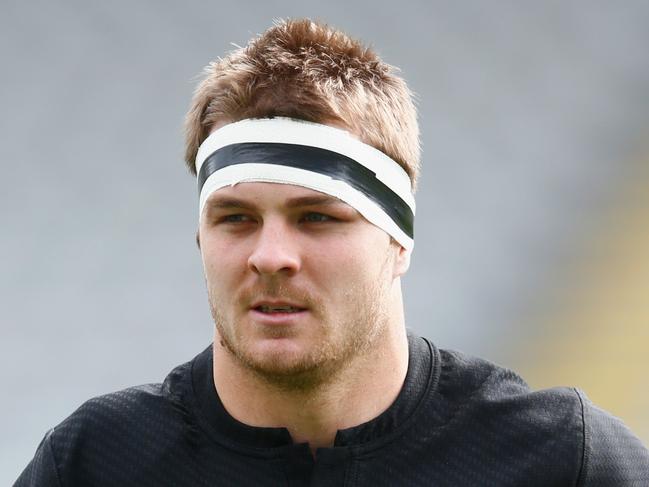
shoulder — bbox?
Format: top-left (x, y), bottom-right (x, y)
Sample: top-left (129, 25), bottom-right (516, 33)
top-left (48, 383), bottom-right (178, 468)
top-left (50, 356), bottom-right (196, 449)
top-left (31, 360), bottom-right (197, 485)
top-left (431, 346), bottom-right (649, 485)
top-left (15, 383), bottom-right (178, 486)
top-left (435, 347), bottom-right (585, 445)
top-left (53, 382), bottom-right (173, 441)
top-left (576, 390), bottom-right (649, 485)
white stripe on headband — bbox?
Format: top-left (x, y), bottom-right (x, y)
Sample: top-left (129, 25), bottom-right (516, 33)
top-left (196, 118), bottom-right (415, 209)
top-left (195, 118), bottom-right (416, 250)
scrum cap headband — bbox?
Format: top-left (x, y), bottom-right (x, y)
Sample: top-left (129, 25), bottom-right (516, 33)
top-left (195, 118), bottom-right (416, 250)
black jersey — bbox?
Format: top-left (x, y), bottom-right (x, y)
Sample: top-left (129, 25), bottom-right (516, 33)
top-left (15, 334), bottom-right (649, 486)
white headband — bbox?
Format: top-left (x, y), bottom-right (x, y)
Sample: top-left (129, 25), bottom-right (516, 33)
top-left (195, 118), bottom-right (415, 250)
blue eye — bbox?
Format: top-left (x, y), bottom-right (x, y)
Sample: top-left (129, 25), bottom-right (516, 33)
top-left (303, 212), bottom-right (332, 223)
top-left (223, 214), bottom-right (250, 223)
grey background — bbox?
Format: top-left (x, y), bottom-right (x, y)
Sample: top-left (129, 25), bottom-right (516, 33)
top-left (3, 1), bottom-right (649, 482)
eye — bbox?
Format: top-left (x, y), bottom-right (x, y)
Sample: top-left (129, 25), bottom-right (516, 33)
top-left (221, 214), bottom-right (253, 224)
top-left (301, 212), bottom-right (334, 223)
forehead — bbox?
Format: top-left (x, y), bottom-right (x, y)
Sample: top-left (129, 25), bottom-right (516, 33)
top-left (204, 182), bottom-right (353, 209)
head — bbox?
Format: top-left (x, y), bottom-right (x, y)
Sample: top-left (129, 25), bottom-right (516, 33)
top-left (184, 18), bottom-right (420, 188)
top-left (185, 19), bottom-right (419, 389)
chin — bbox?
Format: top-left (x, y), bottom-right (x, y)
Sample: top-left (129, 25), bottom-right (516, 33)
top-left (246, 351), bottom-right (331, 391)
top-left (229, 334), bottom-right (341, 389)
top-left (250, 336), bottom-right (305, 363)
top-left (247, 336), bottom-right (321, 370)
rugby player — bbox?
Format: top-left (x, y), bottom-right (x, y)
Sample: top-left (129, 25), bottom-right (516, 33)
top-left (16, 18), bottom-right (649, 486)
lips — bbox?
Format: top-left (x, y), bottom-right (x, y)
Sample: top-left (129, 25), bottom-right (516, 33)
top-left (251, 301), bottom-right (307, 314)
top-left (248, 299), bottom-right (310, 327)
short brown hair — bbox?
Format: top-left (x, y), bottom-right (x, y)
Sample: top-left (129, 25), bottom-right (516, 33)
top-left (184, 19), bottom-right (420, 189)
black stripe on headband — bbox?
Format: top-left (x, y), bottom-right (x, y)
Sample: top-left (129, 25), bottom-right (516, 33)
top-left (198, 142), bottom-right (414, 239)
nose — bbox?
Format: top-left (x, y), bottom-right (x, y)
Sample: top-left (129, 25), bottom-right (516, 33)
top-left (247, 221), bottom-right (301, 276)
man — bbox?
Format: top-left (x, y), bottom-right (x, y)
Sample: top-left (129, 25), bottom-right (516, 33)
top-left (16, 19), bottom-right (649, 486)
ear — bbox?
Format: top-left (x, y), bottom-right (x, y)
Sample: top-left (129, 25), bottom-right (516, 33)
top-left (195, 228), bottom-right (201, 250)
top-left (392, 243), bottom-right (411, 278)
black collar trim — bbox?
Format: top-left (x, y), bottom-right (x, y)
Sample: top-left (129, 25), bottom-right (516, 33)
top-left (190, 332), bottom-right (436, 452)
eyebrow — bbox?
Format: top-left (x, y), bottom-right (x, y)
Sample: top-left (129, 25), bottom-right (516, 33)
top-left (206, 197), bottom-right (256, 210)
top-left (285, 195), bottom-right (346, 208)
top-left (206, 194), bottom-right (347, 210)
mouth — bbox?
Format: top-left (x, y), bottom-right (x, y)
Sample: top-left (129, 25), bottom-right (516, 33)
top-left (255, 305), bottom-right (304, 314)
top-left (248, 300), bottom-right (309, 324)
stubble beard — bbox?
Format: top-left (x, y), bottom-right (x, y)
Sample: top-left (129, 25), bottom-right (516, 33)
top-left (208, 258), bottom-right (393, 392)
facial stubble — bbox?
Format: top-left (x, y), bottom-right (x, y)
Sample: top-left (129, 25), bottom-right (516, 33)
top-left (208, 250), bottom-right (394, 392)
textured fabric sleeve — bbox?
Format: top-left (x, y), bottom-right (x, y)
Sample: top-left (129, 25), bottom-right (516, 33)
top-left (576, 388), bottom-right (649, 486)
top-left (13, 430), bottom-right (61, 487)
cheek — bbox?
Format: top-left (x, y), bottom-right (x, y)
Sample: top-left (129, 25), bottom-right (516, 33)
top-left (308, 235), bottom-right (389, 293)
top-left (201, 242), bottom-right (246, 289)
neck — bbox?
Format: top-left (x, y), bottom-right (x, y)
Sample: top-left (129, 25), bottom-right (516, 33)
top-left (212, 304), bottom-right (408, 454)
